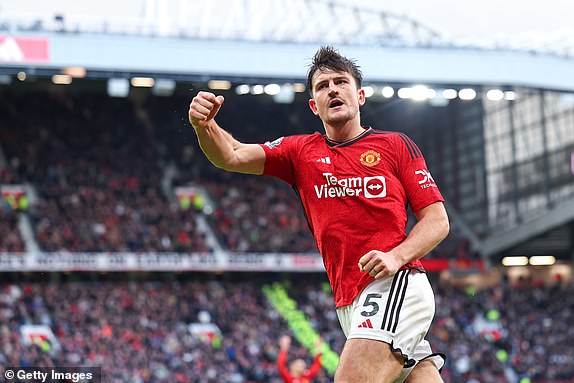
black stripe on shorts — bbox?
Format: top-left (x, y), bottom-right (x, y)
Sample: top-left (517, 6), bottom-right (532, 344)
top-left (381, 269), bottom-right (411, 333)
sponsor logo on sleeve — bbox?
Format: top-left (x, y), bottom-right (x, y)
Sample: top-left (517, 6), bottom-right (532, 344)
top-left (264, 137), bottom-right (284, 149)
top-left (415, 169), bottom-right (437, 189)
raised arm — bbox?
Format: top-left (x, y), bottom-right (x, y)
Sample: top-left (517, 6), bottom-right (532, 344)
top-left (188, 91), bottom-right (266, 174)
top-left (277, 335), bottom-right (292, 381)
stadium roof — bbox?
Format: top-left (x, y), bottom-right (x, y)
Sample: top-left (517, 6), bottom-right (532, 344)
top-left (1, 0), bottom-right (573, 58)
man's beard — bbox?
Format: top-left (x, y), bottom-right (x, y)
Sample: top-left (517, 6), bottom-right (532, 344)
top-left (325, 108), bottom-right (356, 127)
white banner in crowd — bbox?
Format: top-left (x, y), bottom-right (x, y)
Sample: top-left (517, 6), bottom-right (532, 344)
top-left (0, 252), bottom-right (325, 272)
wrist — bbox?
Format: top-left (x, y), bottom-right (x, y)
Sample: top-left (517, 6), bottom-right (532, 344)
top-left (391, 248), bottom-right (409, 268)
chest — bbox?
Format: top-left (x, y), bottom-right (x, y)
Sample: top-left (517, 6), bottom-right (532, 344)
top-left (296, 144), bottom-right (403, 202)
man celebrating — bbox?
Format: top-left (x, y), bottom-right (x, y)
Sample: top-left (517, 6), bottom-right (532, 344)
top-left (277, 335), bottom-right (323, 383)
top-left (189, 46), bottom-right (449, 382)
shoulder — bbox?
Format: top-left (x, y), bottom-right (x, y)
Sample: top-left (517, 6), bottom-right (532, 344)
top-left (291, 131), bottom-right (324, 143)
top-left (370, 129), bottom-right (422, 158)
top-left (264, 132), bottom-right (320, 147)
top-left (370, 128), bottom-right (409, 142)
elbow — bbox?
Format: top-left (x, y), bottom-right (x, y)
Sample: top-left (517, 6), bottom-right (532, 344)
top-left (217, 161), bottom-right (239, 173)
top-left (213, 161), bottom-right (229, 171)
top-left (215, 153), bottom-right (244, 173)
top-left (210, 156), bottom-right (235, 172)
top-left (439, 215), bottom-right (450, 241)
top-left (443, 219), bottom-right (450, 240)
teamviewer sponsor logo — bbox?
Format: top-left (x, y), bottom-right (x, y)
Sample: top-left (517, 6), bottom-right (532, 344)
top-left (314, 173), bottom-right (386, 199)
top-left (363, 176), bottom-right (386, 198)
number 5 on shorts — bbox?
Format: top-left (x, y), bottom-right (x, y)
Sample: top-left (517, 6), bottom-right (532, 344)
top-left (361, 293), bottom-right (382, 317)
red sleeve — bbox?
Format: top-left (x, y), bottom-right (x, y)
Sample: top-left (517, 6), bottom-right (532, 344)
top-left (393, 133), bottom-right (444, 213)
top-left (303, 353), bottom-right (322, 380)
top-left (276, 350), bottom-right (293, 382)
top-left (260, 136), bottom-right (297, 185)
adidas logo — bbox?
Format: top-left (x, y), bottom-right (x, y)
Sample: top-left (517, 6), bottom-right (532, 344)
top-left (358, 319), bottom-right (373, 329)
top-left (316, 157), bottom-right (331, 164)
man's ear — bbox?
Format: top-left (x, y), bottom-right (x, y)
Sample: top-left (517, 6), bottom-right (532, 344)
top-left (309, 98), bottom-right (319, 115)
top-left (358, 88), bottom-right (366, 106)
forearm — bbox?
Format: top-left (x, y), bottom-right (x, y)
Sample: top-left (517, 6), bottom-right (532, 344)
top-left (393, 205), bottom-right (449, 265)
top-left (194, 120), bottom-right (240, 170)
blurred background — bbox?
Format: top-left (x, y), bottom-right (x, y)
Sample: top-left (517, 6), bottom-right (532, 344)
top-left (0, 1), bottom-right (573, 382)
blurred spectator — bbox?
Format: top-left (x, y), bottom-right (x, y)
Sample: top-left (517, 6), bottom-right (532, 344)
top-left (277, 335), bottom-right (323, 383)
top-left (0, 91), bottom-right (210, 253)
top-left (0, 201), bottom-right (25, 252)
top-left (0, 274), bottom-right (572, 383)
top-left (0, 89), bottom-right (476, 256)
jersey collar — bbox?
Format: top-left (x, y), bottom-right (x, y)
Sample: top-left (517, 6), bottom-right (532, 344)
top-left (323, 126), bottom-right (372, 147)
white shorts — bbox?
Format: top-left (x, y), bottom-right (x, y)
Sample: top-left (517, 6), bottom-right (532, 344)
top-left (336, 268), bottom-right (445, 382)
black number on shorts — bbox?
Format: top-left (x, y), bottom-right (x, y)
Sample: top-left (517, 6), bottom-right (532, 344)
top-left (361, 293), bottom-right (382, 317)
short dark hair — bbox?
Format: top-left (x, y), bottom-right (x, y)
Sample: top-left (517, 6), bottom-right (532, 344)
top-left (306, 46), bottom-right (363, 96)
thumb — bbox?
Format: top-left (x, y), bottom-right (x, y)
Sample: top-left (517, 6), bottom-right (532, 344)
top-left (206, 95), bottom-right (224, 121)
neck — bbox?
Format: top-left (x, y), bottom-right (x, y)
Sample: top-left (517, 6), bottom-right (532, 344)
top-left (324, 122), bottom-right (365, 143)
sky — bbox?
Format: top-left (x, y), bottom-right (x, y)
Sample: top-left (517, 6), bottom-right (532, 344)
top-left (2, 0), bottom-right (573, 47)
top-left (361, 0), bottom-right (573, 41)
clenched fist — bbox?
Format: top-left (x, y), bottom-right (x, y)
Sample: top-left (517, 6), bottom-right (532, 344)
top-left (188, 91), bottom-right (225, 129)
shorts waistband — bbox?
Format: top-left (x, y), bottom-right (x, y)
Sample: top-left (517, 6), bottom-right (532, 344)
top-left (403, 265), bottom-right (426, 274)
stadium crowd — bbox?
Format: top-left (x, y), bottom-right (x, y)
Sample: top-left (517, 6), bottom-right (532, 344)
top-left (0, 89), bottom-right (471, 257)
top-left (0, 276), bottom-right (332, 383)
top-left (0, 205), bottom-right (25, 253)
top-left (0, 274), bottom-right (573, 383)
top-left (1, 88), bottom-right (571, 383)
top-left (0, 91), bottom-right (210, 253)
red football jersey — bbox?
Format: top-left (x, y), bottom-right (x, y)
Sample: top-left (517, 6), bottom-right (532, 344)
top-left (260, 127), bottom-right (444, 308)
top-left (277, 350), bottom-right (322, 383)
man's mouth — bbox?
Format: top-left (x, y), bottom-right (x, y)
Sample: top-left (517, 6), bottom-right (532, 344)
top-left (329, 99), bottom-right (344, 108)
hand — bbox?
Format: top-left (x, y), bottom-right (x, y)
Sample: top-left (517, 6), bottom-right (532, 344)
top-left (188, 91), bottom-right (224, 129)
top-left (279, 335), bottom-right (291, 351)
top-left (314, 336), bottom-right (323, 354)
top-left (358, 250), bottom-right (403, 279)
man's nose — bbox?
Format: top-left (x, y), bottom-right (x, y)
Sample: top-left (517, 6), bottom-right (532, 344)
top-left (328, 83), bottom-right (338, 95)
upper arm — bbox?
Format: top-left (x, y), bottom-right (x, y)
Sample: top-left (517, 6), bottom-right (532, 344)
top-left (392, 133), bottom-right (444, 213)
top-left (225, 143), bottom-right (266, 175)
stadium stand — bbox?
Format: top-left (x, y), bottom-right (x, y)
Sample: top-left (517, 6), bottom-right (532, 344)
top-left (0, 88), bottom-right (475, 258)
top-left (0, 90), bottom-right (210, 253)
top-left (0, 207), bottom-right (24, 253)
top-left (0, 56), bottom-right (569, 383)
top-left (0, 274), bottom-right (572, 382)
top-left (1, 1), bottom-right (574, 382)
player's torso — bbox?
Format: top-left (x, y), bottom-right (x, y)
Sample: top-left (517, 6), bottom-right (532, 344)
top-left (293, 129), bottom-right (409, 250)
